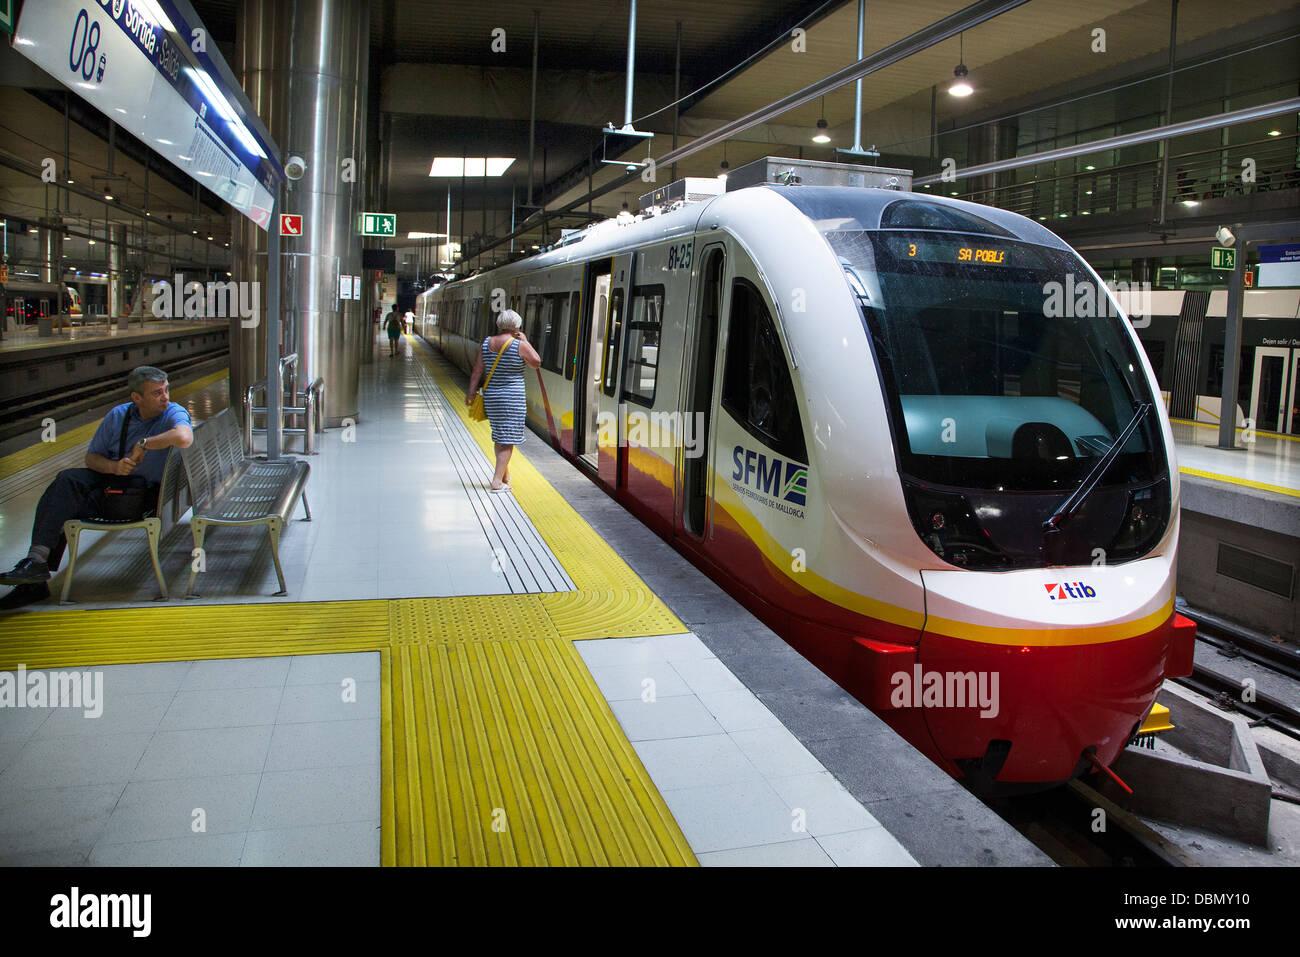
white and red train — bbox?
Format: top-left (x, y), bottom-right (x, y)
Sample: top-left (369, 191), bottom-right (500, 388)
top-left (416, 169), bottom-right (1196, 789)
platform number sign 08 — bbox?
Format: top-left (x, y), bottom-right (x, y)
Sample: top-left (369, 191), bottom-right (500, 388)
top-left (69, 8), bottom-right (106, 85)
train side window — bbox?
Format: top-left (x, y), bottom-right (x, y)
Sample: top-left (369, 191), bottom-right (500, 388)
top-left (541, 294), bottom-right (564, 374)
top-left (523, 294), bottom-right (541, 342)
top-left (565, 292), bottom-right (580, 381)
top-left (722, 279), bottom-right (807, 462)
top-left (602, 288), bottom-right (625, 397)
top-left (622, 286), bottom-right (664, 408)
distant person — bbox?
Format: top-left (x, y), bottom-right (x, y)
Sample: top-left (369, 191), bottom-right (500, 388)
top-left (0, 366), bottom-right (193, 609)
top-left (466, 310), bottom-right (540, 492)
top-left (384, 307), bottom-right (403, 357)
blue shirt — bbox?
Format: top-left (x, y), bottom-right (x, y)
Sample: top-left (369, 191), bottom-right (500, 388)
top-left (88, 401), bottom-right (192, 485)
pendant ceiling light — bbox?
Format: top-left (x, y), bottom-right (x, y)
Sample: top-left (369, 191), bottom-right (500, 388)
top-left (949, 32), bottom-right (973, 98)
top-left (813, 96), bottom-right (831, 144)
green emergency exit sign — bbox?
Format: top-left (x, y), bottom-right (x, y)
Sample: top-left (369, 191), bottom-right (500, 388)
top-left (1211, 246), bottom-right (1237, 271)
top-left (360, 212), bottom-right (397, 237)
top-left (0, 0), bottom-right (14, 36)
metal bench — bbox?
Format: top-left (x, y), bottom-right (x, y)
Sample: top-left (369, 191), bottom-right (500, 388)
top-left (180, 408), bottom-right (311, 597)
top-left (60, 447), bottom-right (188, 603)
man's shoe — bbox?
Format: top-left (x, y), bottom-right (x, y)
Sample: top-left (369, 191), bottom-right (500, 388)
top-left (0, 558), bottom-right (51, 586)
top-left (0, 582), bottom-right (51, 610)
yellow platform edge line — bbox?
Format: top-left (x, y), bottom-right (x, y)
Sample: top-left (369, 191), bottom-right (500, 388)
top-left (0, 368), bottom-right (230, 481)
top-left (1179, 466), bottom-right (1300, 498)
top-left (1171, 416), bottom-right (1300, 444)
top-left (408, 335), bottom-right (685, 637)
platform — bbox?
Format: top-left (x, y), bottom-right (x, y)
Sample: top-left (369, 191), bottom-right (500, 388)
top-left (0, 319), bottom-right (227, 355)
top-left (0, 334), bottom-right (1046, 866)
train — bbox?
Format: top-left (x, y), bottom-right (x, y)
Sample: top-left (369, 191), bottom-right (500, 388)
top-left (415, 160), bottom-right (1197, 790)
top-left (0, 278), bottom-right (82, 330)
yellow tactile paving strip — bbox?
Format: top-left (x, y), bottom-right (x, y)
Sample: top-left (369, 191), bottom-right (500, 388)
top-left (0, 342), bottom-right (693, 866)
top-left (0, 368), bottom-right (230, 481)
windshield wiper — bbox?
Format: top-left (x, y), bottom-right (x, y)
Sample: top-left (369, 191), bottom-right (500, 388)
top-left (1042, 401), bottom-right (1152, 535)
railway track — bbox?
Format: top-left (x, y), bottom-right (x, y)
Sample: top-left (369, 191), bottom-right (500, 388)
top-left (1175, 602), bottom-right (1300, 742)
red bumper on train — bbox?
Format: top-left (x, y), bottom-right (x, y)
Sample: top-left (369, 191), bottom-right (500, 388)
top-left (852, 610), bottom-right (1196, 785)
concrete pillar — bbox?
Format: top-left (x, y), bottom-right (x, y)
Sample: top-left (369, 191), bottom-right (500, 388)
top-left (234, 0), bottom-right (369, 425)
top-left (108, 223), bottom-right (126, 320)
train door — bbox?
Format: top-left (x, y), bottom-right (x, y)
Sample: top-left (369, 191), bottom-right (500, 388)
top-left (678, 243), bottom-right (727, 538)
top-left (1290, 351), bottom-right (1300, 435)
top-left (574, 256), bottom-right (630, 480)
top-left (575, 260), bottom-right (612, 468)
top-left (1249, 346), bottom-right (1290, 434)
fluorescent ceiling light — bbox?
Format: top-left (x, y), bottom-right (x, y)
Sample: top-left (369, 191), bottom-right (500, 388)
top-left (186, 68), bottom-right (236, 123)
top-left (407, 232), bottom-right (448, 238)
top-left (429, 157), bottom-right (515, 177)
top-left (156, 138), bottom-right (175, 146)
top-left (135, 0), bottom-right (177, 33)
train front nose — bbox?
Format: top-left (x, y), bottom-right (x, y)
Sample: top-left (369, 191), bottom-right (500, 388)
top-left (912, 603), bottom-right (1194, 786)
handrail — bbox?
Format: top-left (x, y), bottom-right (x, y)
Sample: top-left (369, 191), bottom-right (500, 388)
top-left (242, 373), bottom-right (326, 455)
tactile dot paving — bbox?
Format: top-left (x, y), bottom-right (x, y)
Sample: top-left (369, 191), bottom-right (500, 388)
top-left (390, 596), bottom-right (561, 644)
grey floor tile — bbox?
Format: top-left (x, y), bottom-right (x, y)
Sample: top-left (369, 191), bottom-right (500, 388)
top-left (767, 772), bottom-right (883, 838)
top-left (609, 695), bottom-right (725, 742)
top-left (696, 689), bottom-right (784, 734)
top-left (635, 734), bottom-right (765, 791)
top-left (87, 661), bottom-right (194, 697)
top-left (88, 832), bottom-right (248, 866)
top-left (659, 779), bottom-right (799, 854)
top-left (264, 719), bottom-right (380, 771)
top-left (585, 661), bottom-right (692, 702)
top-left (34, 691), bottom-right (173, 738)
top-left (815, 827), bottom-right (918, 867)
top-left (100, 774), bottom-right (261, 845)
top-left (0, 733), bottom-right (152, 790)
top-left (670, 656), bottom-right (747, 696)
top-left (0, 783), bottom-right (124, 860)
top-left (159, 686), bottom-right (283, 731)
top-left (249, 767), bottom-right (380, 829)
top-left (276, 681), bottom-right (380, 724)
top-left (730, 726), bottom-right (826, 779)
top-left (180, 657), bottom-right (292, 691)
top-left (0, 702), bottom-right (54, 742)
top-left (132, 726), bottom-right (273, 780)
top-left (285, 652), bottom-right (381, 687)
top-left (698, 838), bottom-right (835, 867)
top-left (240, 820), bottom-right (381, 866)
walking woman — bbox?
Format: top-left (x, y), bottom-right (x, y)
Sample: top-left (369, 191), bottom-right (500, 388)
top-left (466, 310), bottom-right (540, 492)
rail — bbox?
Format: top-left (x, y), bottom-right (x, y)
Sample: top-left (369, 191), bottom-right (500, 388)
top-left (242, 367), bottom-right (325, 455)
top-left (943, 132), bottom-right (1299, 223)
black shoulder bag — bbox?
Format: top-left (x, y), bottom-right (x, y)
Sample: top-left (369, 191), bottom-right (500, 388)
top-left (100, 407), bottom-right (157, 522)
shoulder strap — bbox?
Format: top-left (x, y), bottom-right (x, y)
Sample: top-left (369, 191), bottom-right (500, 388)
top-left (481, 339), bottom-right (511, 391)
top-left (117, 404), bottom-right (134, 459)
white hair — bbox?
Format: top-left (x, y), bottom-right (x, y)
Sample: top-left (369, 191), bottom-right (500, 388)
top-left (497, 309), bottom-right (522, 331)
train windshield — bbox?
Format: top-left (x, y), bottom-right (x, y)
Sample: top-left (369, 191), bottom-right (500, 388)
top-left (826, 228), bottom-right (1170, 569)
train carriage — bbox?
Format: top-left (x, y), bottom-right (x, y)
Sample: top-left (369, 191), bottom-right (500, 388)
top-left (417, 163), bottom-right (1197, 790)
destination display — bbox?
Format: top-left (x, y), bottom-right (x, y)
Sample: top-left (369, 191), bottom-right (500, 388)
top-left (15, 0), bottom-right (281, 229)
top-left (887, 235), bottom-right (1024, 267)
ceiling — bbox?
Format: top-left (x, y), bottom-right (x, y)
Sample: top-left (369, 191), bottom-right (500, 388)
top-left (1, 0), bottom-right (1296, 279)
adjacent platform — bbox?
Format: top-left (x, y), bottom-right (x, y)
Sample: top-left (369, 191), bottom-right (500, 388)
top-left (0, 334), bottom-right (1046, 866)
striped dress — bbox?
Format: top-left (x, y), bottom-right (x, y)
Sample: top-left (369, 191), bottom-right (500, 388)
top-left (481, 338), bottom-right (527, 445)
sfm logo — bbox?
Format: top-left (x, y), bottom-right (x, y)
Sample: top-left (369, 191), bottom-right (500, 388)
top-left (731, 446), bottom-right (807, 506)
top-left (1045, 581), bottom-right (1098, 600)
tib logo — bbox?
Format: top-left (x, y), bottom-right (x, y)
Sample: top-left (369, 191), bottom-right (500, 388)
top-left (1045, 581), bottom-right (1098, 600)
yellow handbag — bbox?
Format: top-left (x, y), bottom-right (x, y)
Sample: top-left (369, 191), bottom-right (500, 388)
top-left (469, 340), bottom-right (510, 421)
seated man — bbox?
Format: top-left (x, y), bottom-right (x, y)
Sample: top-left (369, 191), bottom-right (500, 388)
top-left (0, 366), bottom-right (194, 608)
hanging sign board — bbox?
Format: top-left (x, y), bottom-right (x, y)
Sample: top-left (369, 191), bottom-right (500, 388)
top-left (14, 0), bottom-right (282, 229)
top-left (359, 213), bottom-right (397, 237)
